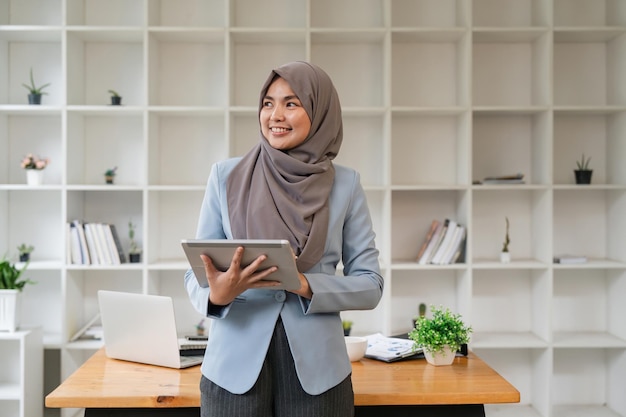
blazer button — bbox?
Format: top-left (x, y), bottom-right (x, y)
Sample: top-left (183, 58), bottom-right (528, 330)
top-left (274, 291), bottom-right (286, 302)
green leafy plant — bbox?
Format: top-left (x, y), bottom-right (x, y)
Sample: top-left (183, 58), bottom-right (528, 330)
top-left (108, 89), bottom-right (120, 98)
top-left (128, 221), bottom-right (140, 254)
top-left (502, 217), bottom-right (510, 253)
top-left (408, 305), bottom-right (472, 354)
top-left (342, 320), bottom-right (353, 331)
top-left (104, 167), bottom-right (117, 177)
top-left (22, 68), bottom-right (50, 95)
top-left (17, 244), bottom-right (34, 256)
top-left (0, 255), bottom-right (35, 291)
top-left (576, 153), bottom-right (591, 171)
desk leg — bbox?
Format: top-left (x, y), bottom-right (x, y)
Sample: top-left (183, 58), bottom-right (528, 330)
top-left (85, 408), bottom-right (200, 417)
top-left (354, 404), bottom-right (485, 417)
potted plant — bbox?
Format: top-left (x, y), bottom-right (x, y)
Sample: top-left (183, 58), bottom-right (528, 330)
top-left (500, 216), bottom-right (510, 263)
top-left (412, 302), bottom-right (427, 328)
top-left (108, 89), bottom-right (122, 105)
top-left (0, 254), bottom-right (35, 332)
top-left (128, 221), bottom-right (141, 263)
top-left (342, 320), bottom-right (353, 336)
top-left (104, 167), bottom-right (117, 184)
top-left (17, 244), bottom-right (34, 262)
top-left (574, 153), bottom-right (592, 184)
top-left (408, 305), bottom-right (472, 366)
top-left (20, 153), bottom-right (50, 186)
top-left (22, 68), bottom-right (50, 105)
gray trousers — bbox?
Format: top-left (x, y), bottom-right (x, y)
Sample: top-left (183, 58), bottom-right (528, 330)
top-left (200, 318), bottom-right (354, 417)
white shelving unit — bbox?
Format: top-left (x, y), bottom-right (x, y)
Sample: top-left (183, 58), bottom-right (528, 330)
top-left (0, 328), bottom-right (43, 417)
top-left (1, 1), bottom-right (625, 416)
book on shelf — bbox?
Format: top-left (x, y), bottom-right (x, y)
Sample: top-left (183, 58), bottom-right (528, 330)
top-left (430, 220), bottom-right (458, 265)
top-left (419, 219), bottom-right (449, 265)
top-left (415, 219), bottom-right (440, 261)
top-left (553, 254), bottom-right (588, 264)
top-left (479, 173), bottom-right (525, 185)
top-left (69, 313), bottom-right (102, 342)
top-left (441, 225), bottom-right (466, 265)
top-left (67, 221), bottom-right (127, 265)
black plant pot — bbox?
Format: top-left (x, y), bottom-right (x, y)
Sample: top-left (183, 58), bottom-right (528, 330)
top-left (574, 170), bottom-right (592, 185)
top-left (343, 328), bottom-right (351, 336)
top-left (111, 96), bottom-right (122, 105)
top-left (19, 253), bottom-right (30, 262)
top-left (129, 253), bottom-right (141, 263)
top-left (28, 94), bottom-right (42, 105)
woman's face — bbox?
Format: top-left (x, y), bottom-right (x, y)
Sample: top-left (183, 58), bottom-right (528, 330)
top-left (260, 77), bottom-right (311, 151)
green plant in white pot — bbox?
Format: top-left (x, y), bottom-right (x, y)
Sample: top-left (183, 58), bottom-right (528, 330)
top-left (408, 305), bottom-right (472, 366)
top-left (0, 255), bottom-right (36, 332)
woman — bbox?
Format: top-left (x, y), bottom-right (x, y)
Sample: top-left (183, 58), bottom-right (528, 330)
top-left (184, 61), bottom-right (383, 417)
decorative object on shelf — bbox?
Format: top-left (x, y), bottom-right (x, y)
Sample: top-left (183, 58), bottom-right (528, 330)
top-left (408, 305), bottom-right (472, 366)
top-left (20, 153), bottom-right (49, 186)
top-left (22, 67), bottom-right (50, 105)
top-left (17, 244), bottom-right (34, 262)
top-left (195, 319), bottom-right (206, 336)
top-left (342, 320), bottom-right (353, 336)
top-left (128, 220), bottom-right (141, 263)
top-left (412, 302), bottom-right (427, 328)
top-left (104, 166), bottom-right (117, 184)
top-left (108, 89), bottom-right (122, 105)
top-left (574, 153), bottom-right (592, 184)
top-left (0, 255), bottom-right (35, 332)
top-left (500, 216), bottom-right (511, 263)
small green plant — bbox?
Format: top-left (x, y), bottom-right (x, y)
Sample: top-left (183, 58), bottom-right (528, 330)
top-left (342, 320), bottom-right (353, 331)
top-left (104, 167), bottom-right (117, 177)
top-left (22, 68), bottom-right (50, 95)
top-left (128, 221), bottom-right (140, 254)
top-left (108, 89), bottom-right (120, 98)
top-left (502, 217), bottom-right (510, 253)
top-left (576, 153), bottom-right (591, 171)
top-left (0, 255), bottom-right (35, 291)
top-left (408, 305), bottom-right (472, 354)
top-left (17, 244), bottom-right (34, 256)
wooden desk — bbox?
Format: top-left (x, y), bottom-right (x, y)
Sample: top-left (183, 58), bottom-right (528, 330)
top-left (46, 349), bottom-right (519, 417)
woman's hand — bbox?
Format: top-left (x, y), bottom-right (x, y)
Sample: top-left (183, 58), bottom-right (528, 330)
top-left (202, 246), bottom-right (280, 305)
top-left (289, 272), bottom-right (312, 299)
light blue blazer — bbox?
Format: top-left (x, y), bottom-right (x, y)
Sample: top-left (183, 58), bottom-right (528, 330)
top-left (184, 158), bottom-right (384, 395)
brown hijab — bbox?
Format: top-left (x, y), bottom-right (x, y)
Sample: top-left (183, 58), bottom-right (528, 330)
top-left (226, 61), bottom-right (343, 272)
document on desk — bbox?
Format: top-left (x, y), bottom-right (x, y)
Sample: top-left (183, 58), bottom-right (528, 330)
top-left (364, 333), bottom-right (424, 363)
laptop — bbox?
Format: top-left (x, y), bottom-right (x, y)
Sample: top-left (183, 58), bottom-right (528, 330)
top-left (97, 290), bottom-right (204, 369)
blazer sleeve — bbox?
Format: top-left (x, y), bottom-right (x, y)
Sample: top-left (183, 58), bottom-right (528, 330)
top-left (302, 169), bottom-right (384, 314)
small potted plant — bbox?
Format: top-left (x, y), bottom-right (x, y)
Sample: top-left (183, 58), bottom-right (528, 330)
top-left (408, 305), bottom-right (472, 366)
top-left (104, 167), bottom-right (117, 184)
top-left (574, 153), bottom-right (592, 184)
top-left (412, 302), bottom-right (427, 328)
top-left (128, 220), bottom-right (141, 263)
top-left (20, 153), bottom-right (50, 186)
top-left (0, 254), bottom-right (36, 332)
top-left (17, 244), bottom-right (34, 262)
top-left (500, 216), bottom-right (510, 263)
top-left (22, 68), bottom-right (50, 105)
top-left (342, 320), bottom-right (353, 336)
top-left (108, 89), bottom-right (122, 105)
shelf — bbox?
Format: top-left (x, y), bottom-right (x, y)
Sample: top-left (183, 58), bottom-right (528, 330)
top-left (2, 2), bottom-right (626, 416)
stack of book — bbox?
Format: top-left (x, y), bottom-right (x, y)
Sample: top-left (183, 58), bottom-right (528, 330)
top-left (66, 220), bottom-right (127, 265)
top-left (478, 173), bottom-right (525, 185)
top-left (415, 219), bottom-right (467, 265)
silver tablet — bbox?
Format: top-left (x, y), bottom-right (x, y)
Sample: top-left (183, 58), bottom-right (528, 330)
top-left (181, 239), bottom-right (300, 290)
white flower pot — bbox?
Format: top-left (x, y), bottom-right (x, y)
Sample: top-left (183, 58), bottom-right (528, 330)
top-left (0, 290), bottom-right (21, 332)
top-left (26, 169), bottom-right (44, 186)
top-left (500, 251), bottom-right (511, 263)
top-left (423, 345), bottom-right (456, 366)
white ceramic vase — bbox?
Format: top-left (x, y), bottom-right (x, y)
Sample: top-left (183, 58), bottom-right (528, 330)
top-left (0, 289), bottom-right (21, 332)
top-left (423, 345), bottom-right (456, 366)
top-left (26, 169), bottom-right (43, 186)
top-left (500, 251), bottom-right (511, 263)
